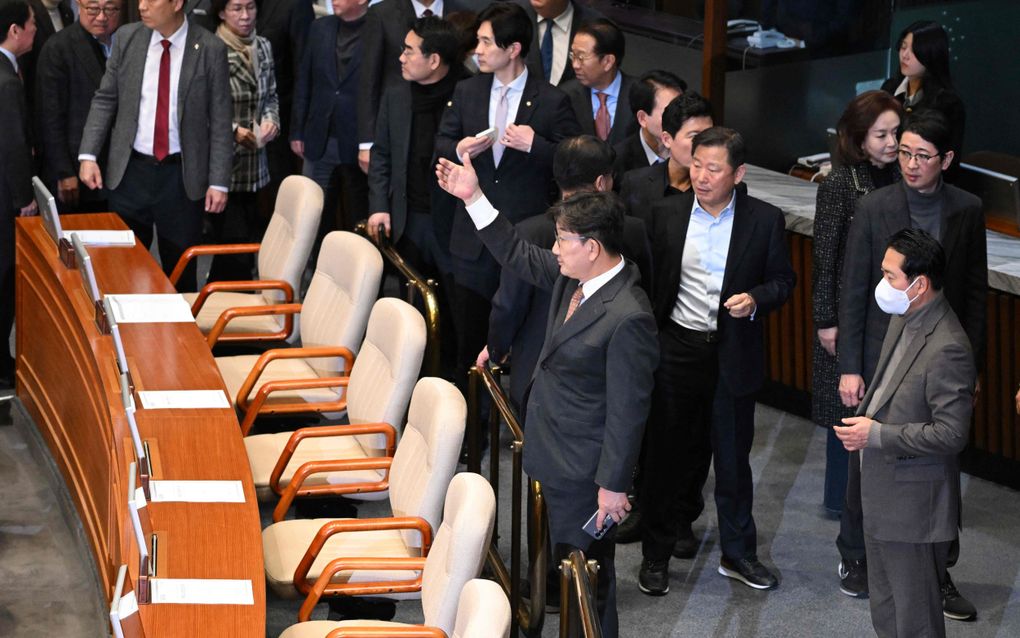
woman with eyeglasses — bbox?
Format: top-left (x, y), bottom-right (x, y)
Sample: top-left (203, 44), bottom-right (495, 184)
top-left (811, 90), bottom-right (904, 518)
top-left (207, 0), bottom-right (280, 281)
top-left (881, 20), bottom-right (965, 174)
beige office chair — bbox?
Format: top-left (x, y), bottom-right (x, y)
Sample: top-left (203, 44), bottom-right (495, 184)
top-left (321, 579), bottom-right (512, 638)
top-left (169, 175), bottom-right (323, 343)
top-left (261, 378), bottom-right (466, 598)
top-left (243, 297), bottom-right (425, 488)
top-left (214, 232), bottom-right (386, 434)
top-left (278, 472), bottom-right (496, 638)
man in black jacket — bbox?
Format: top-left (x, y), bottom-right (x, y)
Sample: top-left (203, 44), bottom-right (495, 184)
top-left (35, 0), bottom-right (121, 212)
top-left (613, 69), bottom-right (685, 176)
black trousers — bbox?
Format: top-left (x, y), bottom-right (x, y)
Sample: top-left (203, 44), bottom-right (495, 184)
top-left (640, 321), bottom-right (759, 562)
top-left (0, 207), bottom-right (14, 365)
top-left (207, 191), bottom-right (258, 283)
top-left (109, 156), bottom-right (203, 292)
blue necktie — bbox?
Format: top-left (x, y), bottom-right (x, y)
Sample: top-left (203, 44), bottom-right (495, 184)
top-left (540, 19), bottom-right (553, 82)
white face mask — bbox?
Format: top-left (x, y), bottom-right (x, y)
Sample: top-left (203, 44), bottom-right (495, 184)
top-left (874, 276), bottom-right (921, 315)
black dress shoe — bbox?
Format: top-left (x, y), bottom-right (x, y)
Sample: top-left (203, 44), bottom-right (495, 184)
top-left (672, 523), bottom-right (698, 559)
top-left (838, 559), bottom-right (868, 598)
top-left (638, 559), bottom-right (669, 596)
top-left (614, 510), bottom-right (642, 544)
top-left (718, 556), bottom-right (778, 590)
top-left (941, 571), bottom-right (977, 621)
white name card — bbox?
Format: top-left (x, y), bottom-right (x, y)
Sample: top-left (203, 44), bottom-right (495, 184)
top-left (150, 578), bottom-right (254, 605)
top-left (149, 480), bottom-right (246, 503)
top-left (105, 294), bottom-right (196, 324)
top-left (138, 390), bottom-right (230, 410)
top-left (62, 230), bottom-right (136, 246)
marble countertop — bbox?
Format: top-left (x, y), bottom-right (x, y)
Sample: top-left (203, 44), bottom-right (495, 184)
top-left (743, 164), bottom-right (1020, 296)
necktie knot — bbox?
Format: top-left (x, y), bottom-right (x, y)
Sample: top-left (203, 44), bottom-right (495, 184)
top-left (596, 91), bottom-right (608, 106)
top-left (160, 39), bottom-right (171, 52)
top-left (421, 8), bottom-right (433, 17)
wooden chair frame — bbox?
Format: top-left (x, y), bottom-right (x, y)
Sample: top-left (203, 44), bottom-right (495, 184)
top-left (206, 303), bottom-right (302, 347)
top-left (326, 626), bottom-right (446, 637)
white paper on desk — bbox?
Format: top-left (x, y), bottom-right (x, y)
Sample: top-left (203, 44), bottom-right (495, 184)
top-left (138, 390), bottom-right (230, 410)
top-left (150, 578), bottom-right (254, 605)
top-left (62, 230), bottom-right (136, 246)
top-left (149, 480), bottom-right (246, 503)
top-left (106, 294), bottom-right (196, 324)
top-left (119, 590), bottom-right (139, 618)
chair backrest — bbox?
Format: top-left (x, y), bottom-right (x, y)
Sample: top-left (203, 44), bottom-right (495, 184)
top-left (346, 298), bottom-right (426, 454)
top-left (257, 175), bottom-right (323, 306)
top-left (420, 473), bottom-right (496, 635)
top-left (302, 231), bottom-right (383, 377)
top-left (388, 378), bottom-right (467, 550)
top-left (451, 580), bottom-right (512, 638)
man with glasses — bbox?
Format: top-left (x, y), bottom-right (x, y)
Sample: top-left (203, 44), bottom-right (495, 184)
top-left (837, 109), bottom-right (986, 620)
top-left (36, 0), bottom-right (121, 212)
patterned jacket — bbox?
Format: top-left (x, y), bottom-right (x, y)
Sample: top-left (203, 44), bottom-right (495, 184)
top-left (224, 35), bottom-right (280, 192)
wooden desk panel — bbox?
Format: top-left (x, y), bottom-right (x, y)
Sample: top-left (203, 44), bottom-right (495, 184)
top-left (15, 214), bottom-right (265, 637)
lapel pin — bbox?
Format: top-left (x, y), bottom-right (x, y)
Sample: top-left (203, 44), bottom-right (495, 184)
top-left (526, 100), bottom-right (532, 107)
top-left (194, 43), bottom-right (200, 50)
top-left (447, 100), bottom-right (453, 107)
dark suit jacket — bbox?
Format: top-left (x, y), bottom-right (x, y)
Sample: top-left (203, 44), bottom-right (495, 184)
top-left (291, 15), bottom-right (363, 164)
top-left (477, 212), bottom-right (658, 493)
top-left (619, 160), bottom-right (669, 239)
top-left (79, 20), bottom-right (233, 200)
top-left (35, 22), bottom-right (106, 186)
top-left (22, 0), bottom-right (73, 113)
top-left (435, 71), bottom-right (580, 288)
top-left (519, 0), bottom-right (602, 86)
top-left (837, 181), bottom-right (986, 384)
top-left (256, 0), bottom-right (314, 133)
top-left (488, 210), bottom-right (653, 410)
top-left (0, 56), bottom-right (33, 213)
top-left (859, 293), bottom-right (974, 543)
top-left (613, 132), bottom-right (654, 177)
top-left (356, 0), bottom-right (464, 145)
top-left (560, 73), bottom-right (638, 148)
top-left (650, 189), bottom-right (796, 394)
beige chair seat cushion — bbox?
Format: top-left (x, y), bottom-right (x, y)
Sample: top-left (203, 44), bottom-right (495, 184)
top-left (245, 431), bottom-right (388, 501)
top-left (263, 518), bottom-right (424, 599)
top-left (217, 354), bottom-right (343, 407)
top-left (279, 620), bottom-right (413, 638)
top-left (183, 291), bottom-right (285, 334)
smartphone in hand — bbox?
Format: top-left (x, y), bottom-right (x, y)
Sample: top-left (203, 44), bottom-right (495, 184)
top-left (582, 510), bottom-right (617, 540)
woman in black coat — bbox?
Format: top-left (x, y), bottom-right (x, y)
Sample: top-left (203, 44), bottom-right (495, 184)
top-left (811, 90), bottom-right (903, 514)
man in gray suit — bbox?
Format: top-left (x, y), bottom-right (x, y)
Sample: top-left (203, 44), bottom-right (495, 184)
top-left (436, 152), bottom-right (658, 638)
top-left (79, 0), bottom-right (232, 291)
top-left (835, 228), bottom-right (975, 638)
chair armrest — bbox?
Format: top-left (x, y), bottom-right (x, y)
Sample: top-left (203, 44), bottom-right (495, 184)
top-left (168, 242), bottom-right (261, 285)
top-left (239, 377), bottom-right (352, 436)
top-left (235, 345), bottom-right (355, 411)
top-left (270, 423), bottom-right (398, 495)
top-left (206, 303), bottom-right (303, 348)
top-left (326, 626), bottom-right (447, 638)
top-left (272, 456), bottom-right (394, 523)
top-left (297, 555), bottom-right (428, 622)
top-left (190, 279), bottom-right (294, 316)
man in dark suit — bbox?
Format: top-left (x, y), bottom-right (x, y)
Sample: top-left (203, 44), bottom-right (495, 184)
top-left (0, 0), bottom-right (38, 387)
top-left (612, 69), bottom-right (685, 176)
top-left (434, 1), bottom-right (579, 401)
top-left (291, 0), bottom-right (368, 236)
top-left (836, 110), bottom-right (985, 618)
top-left (483, 135), bottom-right (652, 413)
top-left (835, 228), bottom-right (975, 638)
top-left (35, 0), bottom-right (121, 213)
top-left (356, 0), bottom-right (464, 174)
top-left (518, 0), bottom-right (600, 86)
top-left (79, 0), bottom-right (232, 291)
top-left (21, 0), bottom-right (71, 110)
top-left (637, 127), bottom-right (795, 595)
top-left (619, 91), bottom-right (713, 244)
top-left (560, 18), bottom-right (636, 148)
top-left (437, 152), bottom-right (658, 638)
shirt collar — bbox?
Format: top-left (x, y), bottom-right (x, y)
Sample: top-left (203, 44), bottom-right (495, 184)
top-left (893, 76), bottom-right (909, 97)
top-left (580, 256), bottom-right (625, 300)
top-left (638, 131), bottom-right (663, 165)
top-left (149, 18), bottom-right (188, 49)
top-left (594, 70), bottom-right (622, 99)
top-left (691, 189), bottom-right (737, 219)
top-left (494, 65), bottom-right (529, 93)
top-left (0, 46), bottom-right (17, 73)
top-left (411, 0), bottom-right (443, 17)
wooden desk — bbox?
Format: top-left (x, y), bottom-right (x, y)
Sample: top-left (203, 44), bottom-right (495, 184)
top-left (14, 214), bottom-right (265, 637)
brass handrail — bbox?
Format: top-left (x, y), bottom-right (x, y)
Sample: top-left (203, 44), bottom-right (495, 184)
top-left (355, 221), bottom-right (441, 377)
top-left (559, 550), bottom-right (602, 638)
top-left (468, 364), bottom-right (547, 637)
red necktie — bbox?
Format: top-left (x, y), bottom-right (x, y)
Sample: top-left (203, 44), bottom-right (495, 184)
top-left (594, 92), bottom-right (611, 141)
top-left (153, 39), bottom-right (171, 161)
top-left (564, 285), bottom-right (585, 323)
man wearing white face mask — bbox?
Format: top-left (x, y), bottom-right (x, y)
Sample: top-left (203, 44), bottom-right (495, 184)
top-left (834, 228), bottom-right (974, 638)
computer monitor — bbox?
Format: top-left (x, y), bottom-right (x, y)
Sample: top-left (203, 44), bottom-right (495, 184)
top-left (32, 176), bottom-right (62, 245)
top-left (958, 162), bottom-right (1020, 228)
top-left (126, 462), bottom-right (150, 563)
top-left (71, 234), bottom-right (101, 304)
top-left (119, 373), bottom-right (145, 462)
top-left (106, 298), bottom-right (130, 375)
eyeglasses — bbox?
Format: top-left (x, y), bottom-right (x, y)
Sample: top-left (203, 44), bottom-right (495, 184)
top-left (554, 233), bottom-right (589, 246)
top-left (81, 5), bottom-right (121, 16)
top-left (898, 148), bottom-right (941, 164)
top-left (568, 51), bottom-right (597, 63)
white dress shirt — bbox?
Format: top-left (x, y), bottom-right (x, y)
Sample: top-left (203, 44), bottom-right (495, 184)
top-left (538, 3), bottom-right (573, 86)
top-left (639, 130), bottom-right (663, 165)
top-left (133, 21), bottom-right (188, 156)
top-left (671, 191), bottom-right (736, 332)
top-left (489, 66), bottom-right (529, 135)
top-left (0, 45), bottom-right (18, 74)
top-left (411, 0), bottom-right (444, 17)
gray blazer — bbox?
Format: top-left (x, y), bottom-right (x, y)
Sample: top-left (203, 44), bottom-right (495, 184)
top-left (477, 213), bottom-right (659, 493)
top-left (79, 20), bottom-right (233, 201)
top-left (859, 294), bottom-right (975, 544)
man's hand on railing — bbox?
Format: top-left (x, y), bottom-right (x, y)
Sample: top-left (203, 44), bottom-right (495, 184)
top-left (366, 213), bottom-right (391, 242)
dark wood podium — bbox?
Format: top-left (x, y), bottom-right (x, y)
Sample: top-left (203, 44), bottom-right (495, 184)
top-left (14, 213), bottom-right (265, 636)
